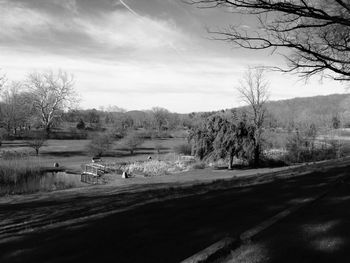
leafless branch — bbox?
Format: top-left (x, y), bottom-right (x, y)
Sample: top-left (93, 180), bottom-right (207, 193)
top-left (188, 0), bottom-right (350, 81)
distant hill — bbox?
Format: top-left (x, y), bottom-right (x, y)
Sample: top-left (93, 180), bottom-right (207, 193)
top-left (265, 93), bottom-right (350, 128)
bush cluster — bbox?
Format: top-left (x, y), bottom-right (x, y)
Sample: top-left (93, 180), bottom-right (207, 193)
top-left (191, 161), bottom-right (206, 169)
top-left (125, 159), bottom-right (192, 176)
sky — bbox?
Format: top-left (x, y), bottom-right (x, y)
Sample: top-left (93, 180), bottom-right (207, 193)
top-left (0, 0), bottom-right (348, 113)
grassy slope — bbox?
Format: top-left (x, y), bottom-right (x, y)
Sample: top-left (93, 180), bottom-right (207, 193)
top-left (1, 160), bottom-right (349, 263)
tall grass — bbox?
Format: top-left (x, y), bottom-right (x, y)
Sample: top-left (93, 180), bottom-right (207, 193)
top-left (0, 157), bottom-right (42, 185)
top-left (126, 159), bottom-right (193, 176)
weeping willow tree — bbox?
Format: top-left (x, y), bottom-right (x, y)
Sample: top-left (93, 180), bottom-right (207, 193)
top-left (189, 113), bottom-right (255, 168)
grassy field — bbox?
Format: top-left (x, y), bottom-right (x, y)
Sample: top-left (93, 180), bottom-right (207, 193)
top-left (3, 128), bottom-right (350, 173)
top-left (1, 131), bottom-right (350, 196)
top-left (0, 138), bottom-right (187, 173)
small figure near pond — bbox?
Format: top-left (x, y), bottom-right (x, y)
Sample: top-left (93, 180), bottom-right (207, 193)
top-left (122, 171), bottom-right (129, 179)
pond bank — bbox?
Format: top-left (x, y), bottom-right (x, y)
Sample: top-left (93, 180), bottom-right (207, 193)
top-left (2, 157), bottom-right (349, 205)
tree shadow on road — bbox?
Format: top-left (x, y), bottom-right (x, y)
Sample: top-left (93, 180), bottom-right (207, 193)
top-left (0, 165), bottom-right (348, 263)
top-left (226, 180), bottom-right (350, 263)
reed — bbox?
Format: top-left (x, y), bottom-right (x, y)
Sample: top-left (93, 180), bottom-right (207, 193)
top-left (0, 157), bottom-right (42, 185)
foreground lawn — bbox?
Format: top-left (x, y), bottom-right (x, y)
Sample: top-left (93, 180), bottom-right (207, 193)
top-left (1, 161), bottom-right (349, 263)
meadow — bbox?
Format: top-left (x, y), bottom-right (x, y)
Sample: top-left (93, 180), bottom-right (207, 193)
top-left (0, 137), bottom-right (189, 195)
top-left (1, 127), bottom-right (350, 196)
top-left (0, 137), bottom-right (187, 173)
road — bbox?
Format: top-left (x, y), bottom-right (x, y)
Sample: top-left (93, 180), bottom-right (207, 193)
top-left (1, 159), bottom-right (350, 263)
top-left (221, 174), bottom-right (350, 263)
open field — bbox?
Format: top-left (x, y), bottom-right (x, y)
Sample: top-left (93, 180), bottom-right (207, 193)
top-left (1, 133), bottom-right (350, 196)
top-left (3, 130), bottom-right (350, 174)
top-left (1, 158), bottom-right (349, 263)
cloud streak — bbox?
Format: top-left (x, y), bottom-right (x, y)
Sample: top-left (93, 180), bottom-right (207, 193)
top-left (0, 0), bottom-right (190, 59)
top-left (0, 0), bottom-right (346, 113)
top-left (119, 0), bottom-right (139, 16)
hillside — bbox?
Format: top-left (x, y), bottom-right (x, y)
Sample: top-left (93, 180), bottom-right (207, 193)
top-left (265, 93), bottom-right (350, 128)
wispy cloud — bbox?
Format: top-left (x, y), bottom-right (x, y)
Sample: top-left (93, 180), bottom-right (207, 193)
top-left (0, 0), bottom-right (346, 113)
top-left (0, 0), bottom-right (190, 59)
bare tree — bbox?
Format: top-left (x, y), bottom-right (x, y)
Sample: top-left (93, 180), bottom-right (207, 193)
top-left (27, 133), bottom-right (46, 156)
top-left (121, 131), bottom-right (145, 155)
top-left (188, 0), bottom-right (350, 81)
top-left (237, 67), bottom-right (269, 166)
top-left (87, 132), bottom-right (114, 157)
top-left (26, 70), bottom-right (78, 135)
top-left (0, 71), bottom-right (6, 89)
top-left (0, 82), bottom-right (33, 136)
top-left (152, 107), bottom-right (170, 132)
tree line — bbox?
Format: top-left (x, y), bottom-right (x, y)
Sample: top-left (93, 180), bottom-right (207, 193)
top-left (0, 70), bottom-right (189, 140)
top-left (62, 107), bottom-right (186, 137)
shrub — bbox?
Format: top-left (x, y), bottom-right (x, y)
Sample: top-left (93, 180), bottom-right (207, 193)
top-left (125, 159), bottom-right (191, 176)
top-left (45, 131), bottom-right (88, 140)
top-left (76, 119), bottom-right (85, 130)
top-left (284, 130), bottom-right (342, 164)
top-left (264, 130), bottom-right (289, 150)
top-left (259, 156), bottom-right (287, 167)
top-left (127, 160), bottom-right (169, 176)
top-left (136, 130), bottom-right (153, 139)
top-left (191, 161), bottom-right (205, 169)
top-left (173, 143), bottom-right (192, 155)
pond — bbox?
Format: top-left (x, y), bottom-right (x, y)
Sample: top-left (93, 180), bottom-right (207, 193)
top-left (0, 172), bottom-right (88, 196)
